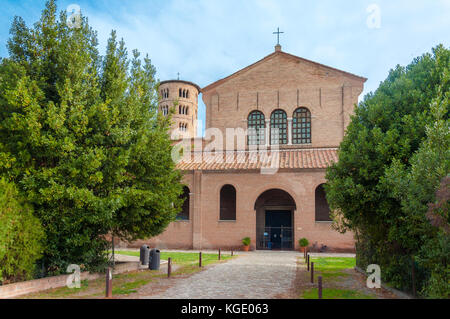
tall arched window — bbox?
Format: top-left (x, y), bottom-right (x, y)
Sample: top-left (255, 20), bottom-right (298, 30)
top-left (247, 111), bottom-right (265, 145)
top-left (186, 106), bottom-right (189, 115)
top-left (179, 88), bottom-right (182, 97)
top-left (315, 184), bottom-right (332, 222)
top-left (292, 108), bottom-right (311, 144)
top-left (270, 109), bottom-right (288, 145)
top-left (177, 186), bottom-right (190, 220)
top-left (220, 185), bottom-right (236, 221)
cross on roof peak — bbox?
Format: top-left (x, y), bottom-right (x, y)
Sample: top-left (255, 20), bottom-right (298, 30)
top-left (273, 27), bottom-right (284, 46)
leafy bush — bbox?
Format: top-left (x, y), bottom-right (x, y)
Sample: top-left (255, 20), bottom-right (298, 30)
top-left (0, 179), bottom-right (45, 284)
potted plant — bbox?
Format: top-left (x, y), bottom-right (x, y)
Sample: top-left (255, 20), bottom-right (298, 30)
top-left (298, 238), bottom-right (309, 253)
top-left (242, 237), bottom-right (251, 251)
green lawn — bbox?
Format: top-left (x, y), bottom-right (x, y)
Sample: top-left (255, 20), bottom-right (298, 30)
top-left (309, 257), bottom-right (355, 280)
top-left (310, 257), bottom-right (356, 270)
top-left (114, 250), bottom-right (233, 266)
top-left (302, 288), bottom-right (375, 299)
top-left (299, 256), bottom-right (375, 299)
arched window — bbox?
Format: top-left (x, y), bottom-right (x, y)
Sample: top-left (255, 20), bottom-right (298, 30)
top-left (186, 106), bottom-right (189, 115)
top-left (186, 90), bottom-right (189, 99)
top-left (179, 123), bottom-right (188, 132)
top-left (166, 89), bottom-right (169, 98)
top-left (220, 185), bottom-right (236, 221)
top-left (179, 105), bottom-right (182, 114)
top-left (177, 186), bottom-right (190, 220)
top-left (292, 108), bottom-right (311, 144)
top-left (179, 88), bottom-right (182, 97)
top-left (270, 109), bottom-right (288, 145)
top-left (315, 184), bottom-right (332, 222)
top-left (247, 111), bottom-right (265, 145)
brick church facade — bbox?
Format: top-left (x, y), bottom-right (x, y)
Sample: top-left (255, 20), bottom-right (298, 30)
top-left (140, 45), bottom-right (366, 252)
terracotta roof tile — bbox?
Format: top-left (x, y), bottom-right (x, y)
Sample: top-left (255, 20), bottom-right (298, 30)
top-left (176, 148), bottom-right (338, 172)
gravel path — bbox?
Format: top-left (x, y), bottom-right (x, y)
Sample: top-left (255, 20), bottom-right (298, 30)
top-left (141, 251), bottom-right (299, 299)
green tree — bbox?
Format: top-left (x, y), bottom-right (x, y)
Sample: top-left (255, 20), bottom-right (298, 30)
top-left (325, 45), bottom-right (449, 296)
top-left (385, 71), bottom-right (449, 298)
top-left (0, 0), bottom-right (183, 275)
top-left (0, 178), bottom-right (45, 284)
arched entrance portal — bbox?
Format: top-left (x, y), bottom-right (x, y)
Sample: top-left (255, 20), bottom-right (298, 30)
top-left (254, 189), bottom-right (296, 250)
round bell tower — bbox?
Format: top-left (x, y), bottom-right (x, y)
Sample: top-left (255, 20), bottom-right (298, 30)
top-left (159, 80), bottom-right (200, 140)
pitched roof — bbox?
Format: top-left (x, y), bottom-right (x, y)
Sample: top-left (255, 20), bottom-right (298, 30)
top-left (201, 49), bottom-right (367, 93)
top-left (175, 148), bottom-right (338, 172)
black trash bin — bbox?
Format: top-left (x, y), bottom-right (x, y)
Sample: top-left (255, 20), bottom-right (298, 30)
top-left (149, 249), bottom-right (160, 270)
top-left (140, 245), bottom-right (150, 266)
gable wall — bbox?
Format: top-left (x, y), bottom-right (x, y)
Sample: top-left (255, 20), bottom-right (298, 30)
top-left (203, 54), bottom-right (365, 149)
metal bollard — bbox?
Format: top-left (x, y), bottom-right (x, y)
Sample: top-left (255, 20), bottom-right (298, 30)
top-left (105, 268), bottom-right (112, 298)
top-left (311, 262), bottom-right (315, 283)
top-left (231, 249), bottom-right (234, 257)
top-left (318, 276), bottom-right (323, 299)
top-left (307, 254), bottom-right (310, 271)
top-left (218, 249), bottom-right (221, 260)
top-left (199, 252), bottom-right (202, 268)
top-left (168, 257), bottom-right (172, 278)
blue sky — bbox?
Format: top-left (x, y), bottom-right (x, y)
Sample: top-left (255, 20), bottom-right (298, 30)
top-left (1, 0), bottom-right (449, 136)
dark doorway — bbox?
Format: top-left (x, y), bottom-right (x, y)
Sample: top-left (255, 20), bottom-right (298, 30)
top-left (264, 210), bottom-right (293, 250)
top-left (255, 189), bottom-right (296, 251)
